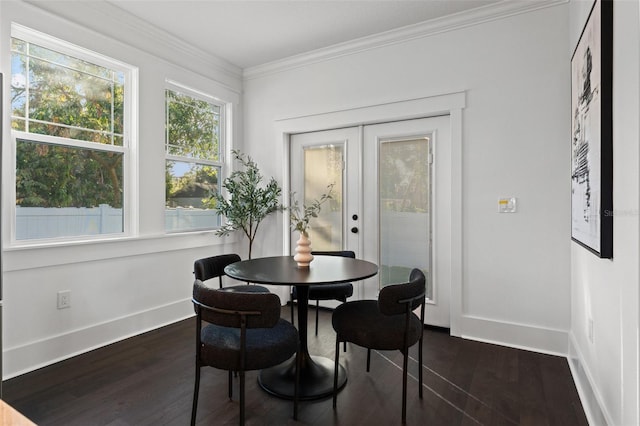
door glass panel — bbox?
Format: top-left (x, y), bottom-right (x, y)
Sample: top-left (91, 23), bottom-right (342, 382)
top-left (379, 137), bottom-right (432, 299)
top-left (303, 145), bottom-right (343, 251)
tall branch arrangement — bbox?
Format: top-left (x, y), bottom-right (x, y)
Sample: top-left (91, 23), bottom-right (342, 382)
top-left (209, 150), bottom-right (283, 259)
top-left (289, 184), bottom-right (334, 234)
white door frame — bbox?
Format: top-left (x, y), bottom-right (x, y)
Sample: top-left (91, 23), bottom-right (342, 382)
top-left (275, 91), bottom-right (465, 336)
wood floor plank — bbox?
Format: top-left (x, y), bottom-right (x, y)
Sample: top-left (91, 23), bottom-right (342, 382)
top-left (3, 307), bottom-right (588, 425)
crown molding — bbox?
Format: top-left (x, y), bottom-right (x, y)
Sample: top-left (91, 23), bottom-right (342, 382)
top-left (243, 0), bottom-right (568, 81)
top-left (21, 0), bottom-right (567, 84)
top-left (23, 0), bottom-right (243, 85)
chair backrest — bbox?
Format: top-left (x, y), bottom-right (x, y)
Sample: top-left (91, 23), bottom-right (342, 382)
top-left (311, 250), bottom-right (355, 259)
top-left (193, 279), bottom-right (281, 328)
top-left (378, 268), bottom-right (426, 316)
top-left (194, 254), bottom-right (241, 288)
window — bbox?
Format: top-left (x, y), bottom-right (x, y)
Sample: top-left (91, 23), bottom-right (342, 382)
top-left (165, 85), bottom-right (224, 232)
top-left (10, 25), bottom-right (134, 242)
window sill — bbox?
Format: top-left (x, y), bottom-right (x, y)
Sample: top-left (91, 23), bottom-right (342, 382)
top-left (3, 231), bottom-right (238, 272)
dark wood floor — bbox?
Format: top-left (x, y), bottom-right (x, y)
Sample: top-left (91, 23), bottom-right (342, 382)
top-left (3, 307), bottom-right (588, 425)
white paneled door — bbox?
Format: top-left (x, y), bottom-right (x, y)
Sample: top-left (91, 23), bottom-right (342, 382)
top-left (290, 116), bottom-right (451, 327)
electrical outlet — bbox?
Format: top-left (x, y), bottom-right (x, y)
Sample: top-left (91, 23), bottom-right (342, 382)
top-left (57, 290), bottom-right (71, 309)
top-left (588, 317), bottom-right (594, 343)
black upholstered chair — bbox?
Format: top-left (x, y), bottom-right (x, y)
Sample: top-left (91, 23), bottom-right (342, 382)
top-left (191, 280), bottom-right (300, 425)
top-left (331, 268), bottom-right (426, 424)
top-left (194, 254), bottom-right (270, 293)
top-left (290, 250), bottom-right (355, 336)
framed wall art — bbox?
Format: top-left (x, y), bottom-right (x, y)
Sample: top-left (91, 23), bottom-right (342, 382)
top-left (571, 0), bottom-right (613, 259)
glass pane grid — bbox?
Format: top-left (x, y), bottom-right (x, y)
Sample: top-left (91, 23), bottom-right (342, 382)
top-left (27, 42), bottom-right (117, 81)
top-left (11, 37), bottom-right (125, 147)
top-left (165, 89), bottom-right (220, 161)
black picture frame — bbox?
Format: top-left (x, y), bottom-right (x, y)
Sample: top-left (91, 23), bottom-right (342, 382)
top-left (571, 0), bottom-right (613, 259)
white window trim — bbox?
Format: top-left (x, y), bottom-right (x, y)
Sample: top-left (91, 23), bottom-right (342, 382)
top-left (7, 24), bottom-right (138, 247)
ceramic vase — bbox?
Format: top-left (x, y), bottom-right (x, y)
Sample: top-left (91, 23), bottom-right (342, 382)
top-left (293, 231), bottom-right (314, 267)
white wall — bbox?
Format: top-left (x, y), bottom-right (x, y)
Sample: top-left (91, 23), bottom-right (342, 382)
top-left (4, 5), bottom-right (636, 424)
top-left (568, 1), bottom-right (640, 425)
top-left (0, 1), bottom-right (253, 378)
top-left (244, 4), bottom-right (572, 354)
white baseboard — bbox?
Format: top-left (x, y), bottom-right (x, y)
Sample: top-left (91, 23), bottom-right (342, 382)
top-left (568, 332), bottom-right (611, 426)
top-left (3, 299), bottom-right (194, 380)
top-left (458, 314), bottom-right (569, 356)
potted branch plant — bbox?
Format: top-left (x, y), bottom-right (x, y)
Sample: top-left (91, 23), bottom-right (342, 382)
top-left (289, 184), bottom-right (334, 267)
top-left (209, 150), bottom-right (283, 259)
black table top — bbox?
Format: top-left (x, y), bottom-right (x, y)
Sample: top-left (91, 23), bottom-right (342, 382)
top-left (224, 255), bottom-right (378, 286)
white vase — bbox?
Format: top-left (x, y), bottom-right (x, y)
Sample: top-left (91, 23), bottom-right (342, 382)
top-left (293, 231), bottom-right (314, 267)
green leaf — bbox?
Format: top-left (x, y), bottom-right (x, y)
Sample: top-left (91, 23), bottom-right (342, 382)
top-left (207, 150), bottom-right (283, 258)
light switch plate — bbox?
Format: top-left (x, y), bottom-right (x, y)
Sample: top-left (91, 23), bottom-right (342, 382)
top-left (498, 197), bottom-right (517, 213)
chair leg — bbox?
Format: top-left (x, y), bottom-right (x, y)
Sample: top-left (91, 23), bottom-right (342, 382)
top-left (402, 350), bottom-right (408, 424)
top-left (340, 297), bottom-right (347, 352)
top-left (239, 370), bottom-right (245, 425)
top-left (419, 337), bottom-right (424, 399)
top-left (333, 336), bottom-right (341, 409)
top-left (290, 293), bottom-right (295, 325)
top-left (315, 300), bottom-right (319, 336)
top-left (366, 348), bottom-right (371, 372)
top-left (228, 371), bottom-right (233, 399)
top-left (191, 365), bottom-right (201, 426)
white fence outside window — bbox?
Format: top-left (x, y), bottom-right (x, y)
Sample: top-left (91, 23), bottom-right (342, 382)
top-left (16, 206), bottom-right (218, 239)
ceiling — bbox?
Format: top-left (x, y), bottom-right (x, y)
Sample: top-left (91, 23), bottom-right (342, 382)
top-left (101, 0), bottom-right (504, 70)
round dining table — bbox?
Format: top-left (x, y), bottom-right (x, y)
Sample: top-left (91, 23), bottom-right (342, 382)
top-left (224, 255), bottom-right (378, 401)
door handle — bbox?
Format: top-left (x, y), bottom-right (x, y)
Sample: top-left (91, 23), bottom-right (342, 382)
top-left (351, 227), bottom-right (359, 234)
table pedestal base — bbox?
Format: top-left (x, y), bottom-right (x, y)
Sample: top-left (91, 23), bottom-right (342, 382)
top-left (258, 355), bottom-right (346, 401)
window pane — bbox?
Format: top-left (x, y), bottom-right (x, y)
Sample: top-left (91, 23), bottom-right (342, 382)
top-left (11, 38), bottom-right (26, 54)
top-left (166, 90), bottom-right (220, 161)
top-left (29, 43), bottom-right (113, 79)
top-left (165, 160), bottom-right (220, 232)
top-left (11, 47), bottom-right (27, 124)
top-left (16, 139), bottom-right (124, 240)
top-left (11, 38), bottom-right (125, 146)
top-left (378, 138), bottom-right (432, 299)
top-left (303, 145), bottom-right (343, 251)
top-left (113, 80), bottom-right (125, 136)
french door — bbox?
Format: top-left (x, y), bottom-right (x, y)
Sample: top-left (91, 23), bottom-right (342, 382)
top-left (290, 116), bottom-right (451, 327)
top-left (289, 127), bottom-right (362, 298)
